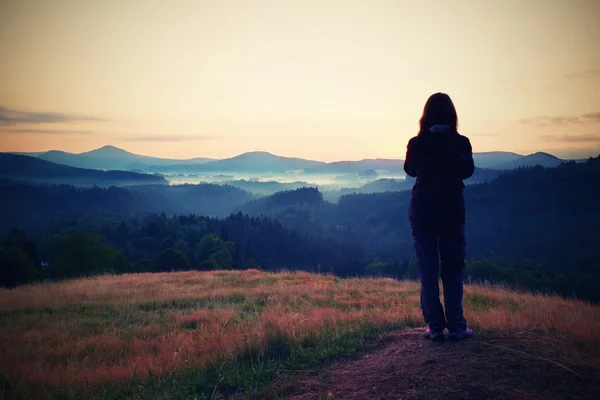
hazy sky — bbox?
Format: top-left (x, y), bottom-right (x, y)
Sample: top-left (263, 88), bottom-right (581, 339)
top-left (1, 0), bottom-right (599, 161)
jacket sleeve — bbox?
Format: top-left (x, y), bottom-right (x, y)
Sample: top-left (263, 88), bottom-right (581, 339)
top-left (458, 137), bottom-right (475, 179)
top-left (403, 137), bottom-right (419, 177)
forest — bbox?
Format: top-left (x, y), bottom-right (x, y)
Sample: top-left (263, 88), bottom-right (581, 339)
top-left (1, 156), bottom-right (599, 302)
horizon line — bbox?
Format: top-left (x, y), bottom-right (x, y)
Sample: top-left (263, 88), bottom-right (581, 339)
top-left (1, 144), bottom-right (569, 163)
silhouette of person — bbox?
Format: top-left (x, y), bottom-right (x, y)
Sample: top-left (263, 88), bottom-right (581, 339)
top-left (403, 92), bottom-right (475, 341)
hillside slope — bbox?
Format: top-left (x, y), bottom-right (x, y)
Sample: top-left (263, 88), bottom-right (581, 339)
top-left (0, 182), bottom-right (255, 232)
top-left (0, 153), bottom-right (167, 186)
top-left (0, 270), bottom-right (598, 400)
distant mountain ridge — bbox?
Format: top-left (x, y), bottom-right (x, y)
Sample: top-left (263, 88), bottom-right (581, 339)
top-left (35, 145), bottom-right (214, 170)
top-left (12, 145), bottom-right (578, 175)
top-left (490, 152), bottom-right (563, 170)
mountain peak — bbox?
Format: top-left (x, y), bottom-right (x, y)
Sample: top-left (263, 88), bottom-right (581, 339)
top-left (224, 151), bottom-right (289, 162)
top-left (82, 145), bottom-right (132, 156)
top-left (99, 145), bottom-right (122, 151)
top-left (95, 145), bottom-right (128, 153)
top-left (238, 151), bottom-right (276, 157)
top-left (528, 151), bottom-right (559, 159)
top-left (43, 150), bottom-right (73, 156)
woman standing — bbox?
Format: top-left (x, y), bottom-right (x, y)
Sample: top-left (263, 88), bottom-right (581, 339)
top-left (404, 92), bottom-right (475, 341)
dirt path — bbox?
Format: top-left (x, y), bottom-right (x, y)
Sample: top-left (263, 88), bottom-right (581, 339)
top-left (270, 329), bottom-right (600, 400)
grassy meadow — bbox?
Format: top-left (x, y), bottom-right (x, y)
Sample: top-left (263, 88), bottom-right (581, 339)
top-left (0, 270), bottom-right (599, 399)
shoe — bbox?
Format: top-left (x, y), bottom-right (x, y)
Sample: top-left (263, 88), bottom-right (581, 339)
top-left (447, 328), bottom-right (474, 341)
top-left (424, 328), bottom-right (445, 341)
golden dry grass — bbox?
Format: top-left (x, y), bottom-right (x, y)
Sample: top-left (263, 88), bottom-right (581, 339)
top-left (0, 269), bottom-right (599, 398)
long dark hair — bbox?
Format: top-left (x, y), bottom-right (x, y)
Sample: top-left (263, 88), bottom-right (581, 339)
top-left (419, 92), bottom-right (458, 134)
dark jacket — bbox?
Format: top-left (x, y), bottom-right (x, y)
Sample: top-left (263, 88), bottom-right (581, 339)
top-left (404, 125), bottom-right (475, 231)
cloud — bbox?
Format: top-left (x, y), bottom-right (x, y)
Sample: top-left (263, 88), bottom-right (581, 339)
top-left (0, 126), bottom-right (217, 141)
top-left (0, 105), bottom-right (104, 125)
top-left (581, 112), bottom-right (600, 122)
top-left (563, 69), bottom-right (600, 80)
top-left (123, 134), bottom-right (216, 142)
top-left (540, 134), bottom-right (600, 143)
top-left (5, 128), bottom-right (95, 134)
top-left (519, 112), bottom-right (600, 127)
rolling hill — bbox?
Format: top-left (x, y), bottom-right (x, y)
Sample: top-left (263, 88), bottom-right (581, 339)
top-left (472, 151), bottom-right (523, 168)
top-left (35, 145), bottom-right (214, 170)
top-left (146, 151), bottom-right (327, 173)
top-left (490, 151), bottom-right (564, 170)
top-left (0, 153), bottom-right (167, 186)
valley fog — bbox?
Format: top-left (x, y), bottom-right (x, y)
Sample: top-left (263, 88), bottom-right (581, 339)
top-left (164, 170), bottom-right (408, 191)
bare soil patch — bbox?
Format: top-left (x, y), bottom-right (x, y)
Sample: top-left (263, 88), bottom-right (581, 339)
top-left (271, 328), bottom-right (600, 400)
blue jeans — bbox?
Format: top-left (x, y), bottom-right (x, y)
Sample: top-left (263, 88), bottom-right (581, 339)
top-left (413, 224), bottom-right (467, 332)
